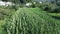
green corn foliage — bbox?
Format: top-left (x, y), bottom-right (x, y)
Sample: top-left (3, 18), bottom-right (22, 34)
top-left (6, 8), bottom-right (60, 34)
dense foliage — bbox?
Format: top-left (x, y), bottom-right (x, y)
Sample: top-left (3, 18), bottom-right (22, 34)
top-left (6, 8), bottom-right (60, 34)
top-left (39, 2), bottom-right (60, 13)
top-left (0, 0), bottom-right (60, 34)
top-left (0, 6), bottom-right (15, 20)
top-left (0, 6), bottom-right (16, 34)
top-left (2, 0), bottom-right (34, 4)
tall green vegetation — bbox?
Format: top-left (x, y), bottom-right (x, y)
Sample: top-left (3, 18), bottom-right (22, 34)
top-left (19, 0), bottom-right (34, 4)
top-left (0, 7), bottom-right (15, 20)
top-left (5, 8), bottom-right (60, 34)
top-left (0, 6), bottom-right (15, 34)
top-left (2, 0), bottom-right (19, 3)
top-left (39, 1), bottom-right (60, 13)
top-left (2, 0), bottom-right (34, 3)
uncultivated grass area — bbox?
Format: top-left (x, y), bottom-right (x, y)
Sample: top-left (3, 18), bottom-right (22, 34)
top-left (48, 13), bottom-right (60, 17)
top-left (0, 20), bottom-right (7, 34)
top-left (0, 8), bottom-right (15, 34)
top-left (5, 8), bottom-right (60, 34)
top-left (48, 13), bottom-right (60, 20)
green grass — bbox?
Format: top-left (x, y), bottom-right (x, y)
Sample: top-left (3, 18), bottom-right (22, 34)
top-left (6, 8), bottom-right (60, 34)
top-left (0, 7), bottom-right (16, 34)
top-left (48, 13), bottom-right (60, 17)
top-left (0, 20), bottom-right (7, 34)
top-left (48, 13), bottom-right (60, 20)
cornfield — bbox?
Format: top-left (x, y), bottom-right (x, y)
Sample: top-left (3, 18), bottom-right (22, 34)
top-left (6, 8), bottom-right (60, 34)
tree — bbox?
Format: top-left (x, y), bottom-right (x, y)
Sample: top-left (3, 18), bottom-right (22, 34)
top-left (19, 0), bottom-right (34, 4)
top-left (2, 0), bottom-right (8, 2)
top-left (2, 0), bottom-right (19, 3)
top-left (2, 0), bottom-right (34, 4)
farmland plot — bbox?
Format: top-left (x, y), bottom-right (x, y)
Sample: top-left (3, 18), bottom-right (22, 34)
top-left (6, 8), bottom-right (60, 34)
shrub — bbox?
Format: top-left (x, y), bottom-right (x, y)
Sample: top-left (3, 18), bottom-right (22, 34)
top-left (39, 2), bottom-right (60, 13)
top-left (49, 6), bottom-right (60, 13)
top-left (43, 6), bottom-right (50, 11)
top-left (5, 5), bottom-right (18, 11)
top-left (39, 2), bottom-right (50, 11)
top-left (0, 8), bottom-right (15, 20)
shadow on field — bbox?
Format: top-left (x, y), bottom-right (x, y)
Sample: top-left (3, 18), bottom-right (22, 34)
top-left (52, 16), bottom-right (60, 20)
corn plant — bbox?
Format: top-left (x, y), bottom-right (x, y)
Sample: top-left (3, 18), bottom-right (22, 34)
top-left (6, 8), bottom-right (60, 34)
